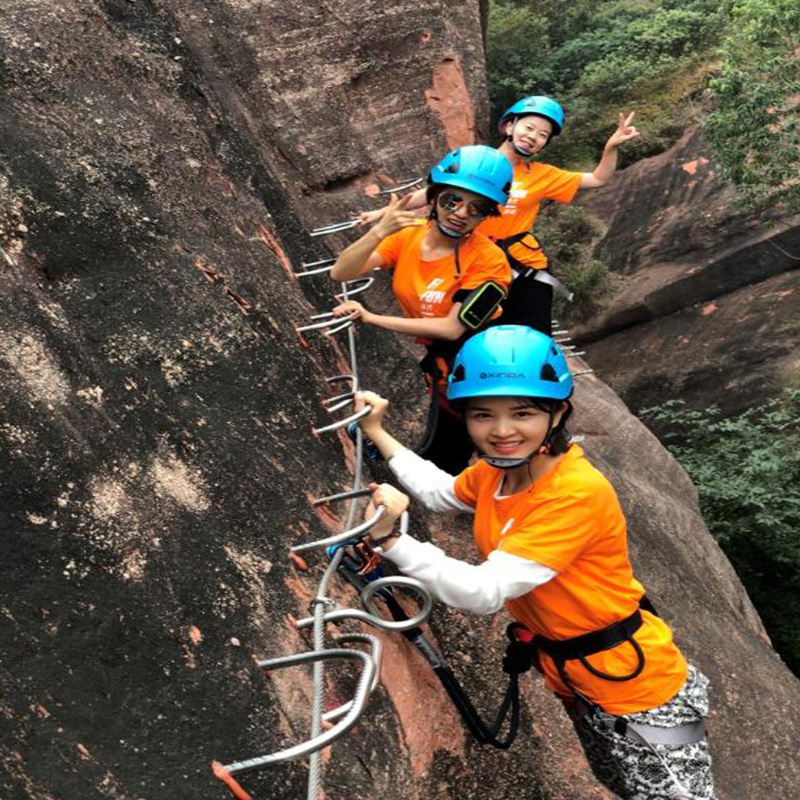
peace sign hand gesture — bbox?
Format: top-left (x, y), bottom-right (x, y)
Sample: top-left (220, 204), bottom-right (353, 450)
top-left (373, 193), bottom-right (418, 239)
top-left (605, 112), bottom-right (640, 150)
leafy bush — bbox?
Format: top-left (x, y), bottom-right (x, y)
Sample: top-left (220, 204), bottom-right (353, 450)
top-left (532, 205), bottom-right (618, 324)
top-left (486, 0), bottom-right (724, 169)
top-left (640, 393), bottom-right (800, 675)
top-left (705, 0), bottom-right (800, 208)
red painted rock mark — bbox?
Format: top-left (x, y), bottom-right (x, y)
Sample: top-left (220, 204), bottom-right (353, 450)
top-left (425, 59), bottom-right (475, 149)
top-left (313, 502), bottom-right (343, 533)
top-left (189, 625), bottom-right (203, 644)
top-left (253, 224), bottom-right (295, 281)
top-left (363, 183), bottom-right (380, 197)
top-left (701, 302), bottom-right (718, 316)
top-left (779, 289), bottom-right (795, 298)
top-left (421, 29), bottom-right (432, 43)
top-left (288, 551), bottom-right (308, 571)
top-left (681, 156), bottom-right (709, 176)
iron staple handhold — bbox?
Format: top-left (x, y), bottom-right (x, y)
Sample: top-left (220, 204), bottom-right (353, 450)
top-left (309, 220), bottom-right (360, 237)
top-left (296, 312), bottom-right (357, 333)
top-left (313, 487), bottom-right (373, 506)
top-left (222, 648), bottom-right (376, 774)
top-left (312, 403), bottom-right (371, 435)
top-left (290, 506), bottom-right (386, 553)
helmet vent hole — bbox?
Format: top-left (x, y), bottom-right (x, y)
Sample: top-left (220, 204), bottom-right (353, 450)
top-left (541, 364), bottom-right (557, 382)
top-left (452, 364), bottom-right (466, 382)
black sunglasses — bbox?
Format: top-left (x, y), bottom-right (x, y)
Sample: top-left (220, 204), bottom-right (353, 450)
top-left (437, 191), bottom-right (495, 220)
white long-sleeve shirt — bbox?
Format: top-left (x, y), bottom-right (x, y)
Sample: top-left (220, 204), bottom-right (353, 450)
top-left (382, 448), bottom-right (557, 614)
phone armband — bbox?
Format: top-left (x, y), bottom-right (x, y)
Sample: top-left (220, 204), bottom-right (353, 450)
top-left (457, 281), bottom-right (507, 330)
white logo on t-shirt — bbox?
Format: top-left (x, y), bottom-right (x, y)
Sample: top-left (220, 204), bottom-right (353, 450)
top-left (500, 518), bottom-right (515, 537)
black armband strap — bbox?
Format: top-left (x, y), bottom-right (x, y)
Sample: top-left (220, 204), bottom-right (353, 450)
top-left (457, 281), bottom-right (507, 330)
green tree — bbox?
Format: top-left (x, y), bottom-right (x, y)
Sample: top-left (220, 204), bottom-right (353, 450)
top-left (641, 393), bottom-right (800, 675)
top-left (705, 0), bottom-right (800, 208)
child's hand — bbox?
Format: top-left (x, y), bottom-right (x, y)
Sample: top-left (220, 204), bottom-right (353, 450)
top-left (355, 390), bottom-right (388, 433)
top-left (605, 112), bottom-right (640, 150)
top-left (373, 193), bottom-right (418, 238)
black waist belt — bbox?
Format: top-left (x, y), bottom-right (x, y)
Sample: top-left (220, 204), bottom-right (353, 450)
top-left (536, 609), bottom-right (646, 683)
top-left (496, 231), bottom-right (528, 249)
top-left (536, 610), bottom-right (643, 661)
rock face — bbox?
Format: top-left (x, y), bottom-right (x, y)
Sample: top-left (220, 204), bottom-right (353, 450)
top-left (574, 127), bottom-right (800, 417)
top-left (1, 5), bottom-right (799, 800)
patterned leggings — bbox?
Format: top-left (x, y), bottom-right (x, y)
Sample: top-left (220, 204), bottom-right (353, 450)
top-left (566, 665), bottom-right (718, 800)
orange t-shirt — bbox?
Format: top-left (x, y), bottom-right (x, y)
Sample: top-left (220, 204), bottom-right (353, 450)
top-left (375, 222), bottom-right (511, 320)
top-left (453, 446), bottom-right (688, 714)
top-left (477, 162), bottom-right (583, 270)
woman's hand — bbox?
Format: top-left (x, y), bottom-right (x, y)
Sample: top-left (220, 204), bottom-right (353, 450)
top-left (366, 481), bottom-right (409, 545)
top-left (357, 208), bottom-right (385, 227)
top-left (355, 390), bottom-right (388, 436)
top-left (332, 299), bottom-right (374, 324)
top-left (373, 193), bottom-right (419, 239)
top-left (605, 111), bottom-right (640, 150)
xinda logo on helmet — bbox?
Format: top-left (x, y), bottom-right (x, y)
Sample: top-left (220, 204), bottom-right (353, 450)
top-left (479, 372), bottom-right (526, 379)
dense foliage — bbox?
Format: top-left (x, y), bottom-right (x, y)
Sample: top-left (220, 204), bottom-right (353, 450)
top-left (641, 394), bottom-right (800, 675)
top-left (486, 0), bottom-right (724, 168)
top-left (705, 0), bottom-right (800, 208)
top-left (486, 0), bottom-right (799, 207)
top-left (532, 205), bottom-right (618, 324)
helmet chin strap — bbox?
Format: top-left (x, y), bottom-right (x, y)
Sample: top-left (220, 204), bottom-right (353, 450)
top-left (507, 119), bottom-right (538, 164)
top-left (479, 406), bottom-right (556, 470)
top-left (436, 221), bottom-right (466, 238)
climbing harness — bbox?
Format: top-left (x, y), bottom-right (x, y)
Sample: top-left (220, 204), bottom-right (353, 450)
top-left (212, 197), bottom-right (596, 799)
top-left (525, 606), bottom-right (706, 798)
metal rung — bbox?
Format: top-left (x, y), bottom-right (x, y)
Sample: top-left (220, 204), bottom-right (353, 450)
top-left (313, 404), bottom-right (371, 435)
top-left (296, 574), bottom-right (430, 633)
top-left (323, 320), bottom-right (353, 336)
top-left (552, 329), bottom-right (569, 335)
top-left (218, 647), bottom-right (377, 775)
top-left (291, 507), bottom-right (386, 553)
top-left (310, 220), bottom-right (360, 237)
top-left (322, 634), bottom-right (382, 723)
top-left (335, 277), bottom-right (374, 300)
top-left (294, 263), bottom-right (335, 278)
top-left (303, 258), bottom-right (337, 268)
top-left (313, 487), bottom-right (373, 506)
top-left (565, 350), bottom-right (586, 357)
top-left (376, 177), bottom-right (423, 195)
top-left (326, 374), bottom-right (357, 390)
top-left (573, 369), bottom-right (594, 377)
top-left (554, 337), bottom-right (571, 344)
top-left (322, 391), bottom-right (356, 413)
top-left (296, 312), bottom-right (357, 333)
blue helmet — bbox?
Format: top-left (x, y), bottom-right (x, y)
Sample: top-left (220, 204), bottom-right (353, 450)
top-left (498, 96), bottom-right (565, 136)
top-left (427, 145), bottom-right (513, 208)
top-left (447, 325), bottom-right (573, 402)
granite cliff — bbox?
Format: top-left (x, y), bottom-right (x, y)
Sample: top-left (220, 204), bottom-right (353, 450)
top-left (1, 3), bottom-right (799, 800)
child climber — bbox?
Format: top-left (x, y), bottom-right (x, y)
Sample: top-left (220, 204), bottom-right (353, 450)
top-left (330, 145), bottom-right (513, 473)
top-left (354, 325), bottom-right (717, 800)
top-left (359, 97), bottom-right (640, 334)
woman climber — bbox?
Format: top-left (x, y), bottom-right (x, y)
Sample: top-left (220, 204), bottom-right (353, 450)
top-left (329, 144), bottom-right (514, 474)
top-left (354, 325), bottom-right (717, 800)
top-left (359, 97), bottom-right (640, 334)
